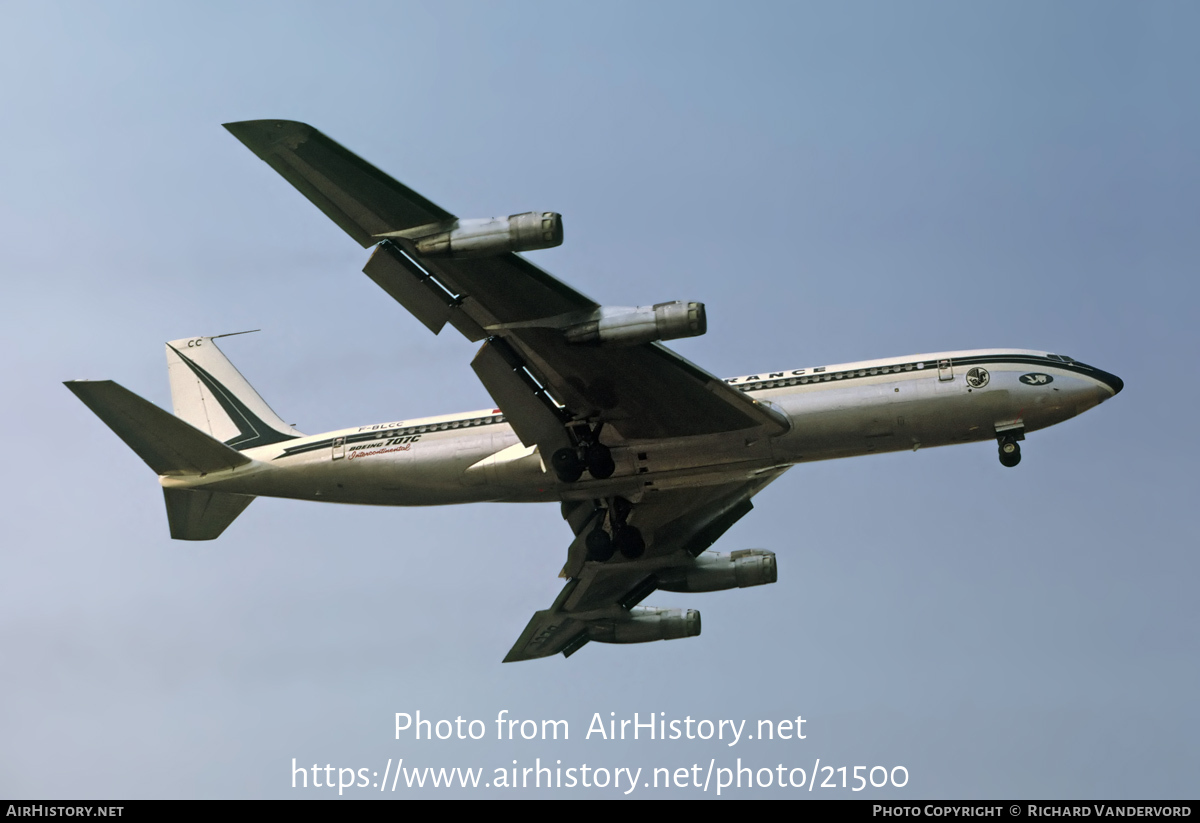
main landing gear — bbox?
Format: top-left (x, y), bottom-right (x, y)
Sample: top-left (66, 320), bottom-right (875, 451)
top-left (998, 434), bottom-right (1022, 468)
top-left (551, 422), bottom-right (615, 483)
top-left (585, 496), bottom-right (645, 562)
top-left (554, 422), bottom-right (642, 563)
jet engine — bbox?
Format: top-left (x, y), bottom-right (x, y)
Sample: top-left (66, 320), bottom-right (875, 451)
top-left (564, 301), bottom-right (707, 346)
top-left (657, 549), bottom-right (777, 593)
top-left (586, 606), bottom-right (701, 644)
top-left (411, 212), bottom-right (563, 258)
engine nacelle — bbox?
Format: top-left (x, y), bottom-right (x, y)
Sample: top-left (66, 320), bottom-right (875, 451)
top-left (412, 212), bottom-right (563, 258)
top-left (657, 549), bottom-right (777, 593)
top-left (586, 606), bottom-right (701, 644)
top-left (564, 301), bottom-right (707, 346)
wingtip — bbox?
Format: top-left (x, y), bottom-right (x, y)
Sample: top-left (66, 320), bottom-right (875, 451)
top-left (223, 118), bottom-right (309, 129)
top-left (223, 119), bottom-right (315, 152)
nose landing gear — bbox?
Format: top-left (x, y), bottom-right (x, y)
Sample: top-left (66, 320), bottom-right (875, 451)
top-left (998, 434), bottom-right (1022, 468)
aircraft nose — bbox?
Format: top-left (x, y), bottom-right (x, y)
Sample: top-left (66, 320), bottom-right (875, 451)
top-left (1091, 367), bottom-right (1124, 397)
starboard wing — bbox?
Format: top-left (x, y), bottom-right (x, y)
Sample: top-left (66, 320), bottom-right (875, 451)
top-left (224, 120), bottom-right (788, 443)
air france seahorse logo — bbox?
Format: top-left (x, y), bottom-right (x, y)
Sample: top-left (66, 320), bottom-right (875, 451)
top-left (1020, 373), bottom-right (1053, 385)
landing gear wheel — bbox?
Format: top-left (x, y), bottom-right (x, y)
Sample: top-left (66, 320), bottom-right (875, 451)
top-left (585, 442), bottom-right (616, 479)
top-left (551, 448), bottom-right (584, 483)
top-left (586, 528), bottom-right (614, 562)
top-left (998, 439), bottom-right (1021, 468)
top-left (613, 525), bottom-right (645, 559)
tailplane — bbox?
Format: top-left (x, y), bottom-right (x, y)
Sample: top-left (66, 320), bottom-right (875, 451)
top-left (69, 333), bottom-right (303, 539)
top-left (65, 380), bottom-right (253, 476)
top-left (165, 332), bottom-right (303, 450)
top-left (65, 379), bottom-right (257, 540)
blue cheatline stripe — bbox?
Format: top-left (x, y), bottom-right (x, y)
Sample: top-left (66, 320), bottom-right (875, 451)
top-left (168, 345), bottom-right (298, 451)
top-left (735, 353), bottom-right (1121, 395)
top-left (272, 413), bottom-right (511, 461)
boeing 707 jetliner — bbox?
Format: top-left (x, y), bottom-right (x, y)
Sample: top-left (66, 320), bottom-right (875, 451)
top-left (65, 121), bottom-right (1123, 662)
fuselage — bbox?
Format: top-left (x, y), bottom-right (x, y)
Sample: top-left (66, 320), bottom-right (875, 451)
top-left (162, 348), bottom-right (1122, 506)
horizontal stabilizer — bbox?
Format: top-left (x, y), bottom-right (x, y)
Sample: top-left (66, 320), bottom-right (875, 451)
top-left (65, 380), bottom-right (252, 476)
top-left (163, 488), bottom-right (254, 540)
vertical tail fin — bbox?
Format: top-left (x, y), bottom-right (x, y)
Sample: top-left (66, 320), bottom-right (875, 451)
top-left (166, 333), bottom-right (303, 451)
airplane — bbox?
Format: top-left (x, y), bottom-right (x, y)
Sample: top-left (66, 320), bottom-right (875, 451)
top-left (65, 120), bottom-right (1124, 663)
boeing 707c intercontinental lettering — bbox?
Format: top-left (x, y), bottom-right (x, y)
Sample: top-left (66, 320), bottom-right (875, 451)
top-left (65, 121), bottom-right (1123, 662)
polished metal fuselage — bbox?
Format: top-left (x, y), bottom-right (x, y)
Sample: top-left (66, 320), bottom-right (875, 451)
top-left (162, 348), bottom-right (1121, 505)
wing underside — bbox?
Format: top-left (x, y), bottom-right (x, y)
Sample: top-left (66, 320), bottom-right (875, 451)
top-left (225, 120), bottom-right (791, 662)
top-left (224, 119), bottom-right (788, 443)
top-left (504, 468), bottom-right (787, 662)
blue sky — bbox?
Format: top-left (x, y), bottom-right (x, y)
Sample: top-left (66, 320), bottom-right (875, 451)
top-left (2, 1), bottom-right (1196, 798)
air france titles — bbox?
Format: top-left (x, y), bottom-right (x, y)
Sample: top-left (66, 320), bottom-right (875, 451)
top-left (586, 712), bottom-right (806, 747)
